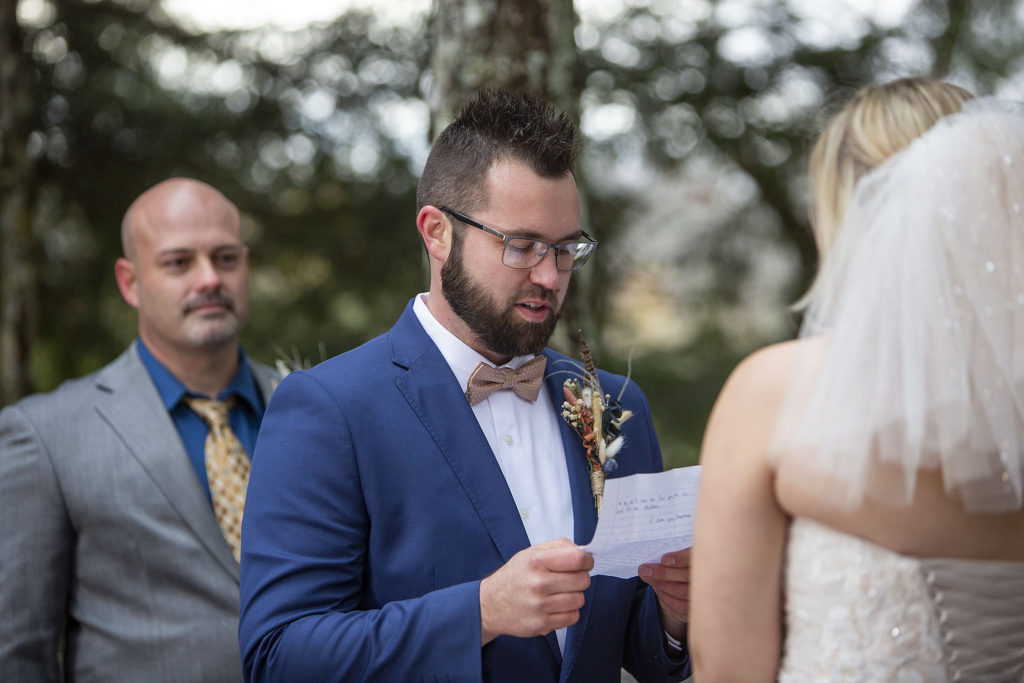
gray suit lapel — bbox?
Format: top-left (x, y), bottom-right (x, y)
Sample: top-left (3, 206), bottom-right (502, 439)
top-left (92, 345), bottom-right (240, 580)
top-left (250, 360), bottom-right (282, 404)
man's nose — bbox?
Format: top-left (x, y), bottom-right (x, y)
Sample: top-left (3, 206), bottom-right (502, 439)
top-left (194, 257), bottom-right (222, 290)
top-left (529, 248), bottom-right (562, 291)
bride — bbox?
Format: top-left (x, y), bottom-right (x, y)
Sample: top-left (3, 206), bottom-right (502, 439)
top-left (689, 78), bottom-right (1024, 682)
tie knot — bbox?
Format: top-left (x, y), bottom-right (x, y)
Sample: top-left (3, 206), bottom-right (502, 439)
top-left (493, 367), bottom-right (519, 388)
top-left (184, 395), bottom-right (236, 428)
top-left (465, 356), bottom-right (546, 406)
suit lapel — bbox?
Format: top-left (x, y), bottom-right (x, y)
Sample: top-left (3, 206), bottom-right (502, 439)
top-left (542, 350), bottom-right (599, 681)
top-left (390, 305), bottom-right (531, 564)
top-left (92, 346), bottom-right (240, 580)
top-left (250, 360), bottom-right (282, 404)
top-left (390, 308), bottom-right (604, 670)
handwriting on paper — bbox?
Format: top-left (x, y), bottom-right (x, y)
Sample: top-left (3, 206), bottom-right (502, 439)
top-left (583, 466), bottom-right (701, 579)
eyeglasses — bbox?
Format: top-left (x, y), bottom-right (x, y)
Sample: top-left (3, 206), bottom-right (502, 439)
top-left (440, 207), bottom-right (598, 272)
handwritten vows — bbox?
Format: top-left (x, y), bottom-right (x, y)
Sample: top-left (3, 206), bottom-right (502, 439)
top-left (583, 466), bottom-right (701, 579)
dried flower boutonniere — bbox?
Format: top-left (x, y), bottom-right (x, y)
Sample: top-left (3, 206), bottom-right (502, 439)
top-left (272, 343), bottom-right (328, 391)
top-left (559, 333), bottom-right (633, 513)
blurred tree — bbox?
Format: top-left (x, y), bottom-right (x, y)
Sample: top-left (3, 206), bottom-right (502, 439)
top-left (1, 0), bottom-right (430, 399)
top-left (574, 0), bottom-right (1024, 465)
top-left (4, 0), bottom-right (1024, 467)
top-left (428, 0), bottom-right (581, 133)
top-left (425, 0), bottom-right (601, 347)
top-left (0, 0), bottom-right (39, 403)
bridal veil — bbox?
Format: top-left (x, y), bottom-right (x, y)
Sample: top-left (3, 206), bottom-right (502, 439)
top-left (771, 98), bottom-right (1024, 513)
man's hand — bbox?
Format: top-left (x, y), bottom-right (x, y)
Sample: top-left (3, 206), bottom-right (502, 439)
top-left (638, 548), bottom-right (690, 640)
top-left (479, 538), bottom-right (593, 645)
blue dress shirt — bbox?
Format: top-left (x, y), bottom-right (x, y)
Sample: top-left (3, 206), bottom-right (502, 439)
top-left (137, 339), bottom-right (265, 501)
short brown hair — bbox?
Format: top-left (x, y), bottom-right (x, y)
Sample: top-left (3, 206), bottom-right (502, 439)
top-left (416, 89), bottom-right (579, 214)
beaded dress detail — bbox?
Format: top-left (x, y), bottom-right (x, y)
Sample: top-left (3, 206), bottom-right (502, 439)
top-left (778, 518), bottom-right (1024, 682)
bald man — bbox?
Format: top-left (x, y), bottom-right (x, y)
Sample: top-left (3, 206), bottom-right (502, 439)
top-left (0, 178), bottom-right (280, 682)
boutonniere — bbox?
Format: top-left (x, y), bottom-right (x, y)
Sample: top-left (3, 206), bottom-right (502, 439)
top-left (272, 344), bottom-right (327, 390)
top-left (559, 333), bottom-right (633, 513)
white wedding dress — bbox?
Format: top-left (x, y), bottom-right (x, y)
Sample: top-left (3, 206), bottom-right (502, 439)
top-left (777, 517), bottom-right (1024, 682)
top-left (764, 99), bottom-right (1024, 683)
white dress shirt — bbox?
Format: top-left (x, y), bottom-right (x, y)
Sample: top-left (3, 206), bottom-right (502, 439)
top-left (413, 294), bottom-right (575, 650)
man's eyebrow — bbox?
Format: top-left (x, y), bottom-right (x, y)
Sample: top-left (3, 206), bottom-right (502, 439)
top-left (156, 248), bottom-right (195, 258)
top-left (506, 227), bottom-right (583, 242)
top-left (155, 244), bottom-right (244, 257)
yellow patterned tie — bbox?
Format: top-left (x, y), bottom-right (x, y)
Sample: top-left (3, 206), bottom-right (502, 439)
top-left (184, 396), bottom-right (249, 563)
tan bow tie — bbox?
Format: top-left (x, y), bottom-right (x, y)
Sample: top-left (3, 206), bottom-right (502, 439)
top-left (465, 356), bottom-right (547, 406)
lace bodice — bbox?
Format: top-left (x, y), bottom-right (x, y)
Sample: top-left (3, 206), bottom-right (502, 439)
top-left (778, 517), bottom-right (1024, 682)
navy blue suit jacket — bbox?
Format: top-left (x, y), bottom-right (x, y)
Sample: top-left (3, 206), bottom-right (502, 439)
top-left (239, 300), bottom-right (689, 682)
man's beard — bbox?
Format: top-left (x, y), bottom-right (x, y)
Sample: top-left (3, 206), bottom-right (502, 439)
top-left (441, 241), bottom-right (560, 358)
top-left (182, 293), bottom-right (241, 347)
top-left (184, 316), bottom-right (240, 348)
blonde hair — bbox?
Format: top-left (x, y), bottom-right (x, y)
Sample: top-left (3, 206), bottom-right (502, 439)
top-left (800, 78), bottom-right (974, 306)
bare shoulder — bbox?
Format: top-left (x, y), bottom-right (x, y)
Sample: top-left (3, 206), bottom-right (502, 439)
top-left (691, 342), bottom-right (798, 680)
top-left (713, 339), bottom-right (808, 416)
top-left (700, 337), bottom-right (830, 476)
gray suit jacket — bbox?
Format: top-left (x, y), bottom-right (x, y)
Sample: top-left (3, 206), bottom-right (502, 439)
top-left (0, 343), bottom-right (280, 683)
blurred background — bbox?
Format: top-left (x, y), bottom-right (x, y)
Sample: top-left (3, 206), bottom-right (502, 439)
top-left (2, 0), bottom-right (1023, 468)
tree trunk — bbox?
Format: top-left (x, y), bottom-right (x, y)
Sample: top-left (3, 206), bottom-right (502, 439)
top-left (427, 0), bottom-right (581, 136)
top-left (933, 0), bottom-right (970, 78)
top-left (0, 0), bottom-right (38, 404)
top-left (426, 0), bottom-right (594, 347)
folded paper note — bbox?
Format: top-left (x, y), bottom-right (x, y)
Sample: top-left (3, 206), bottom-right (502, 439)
top-left (583, 466), bottom-right (701, 578)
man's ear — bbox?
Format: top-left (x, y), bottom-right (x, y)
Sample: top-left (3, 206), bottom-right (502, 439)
top-left (114, 258), bottom-right (140, 309)
top-left (416, 206), bottom-right (452, 263)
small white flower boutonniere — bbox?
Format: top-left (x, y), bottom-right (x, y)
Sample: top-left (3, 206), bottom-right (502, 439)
top-left (558, 334), bottom-right (633, 514)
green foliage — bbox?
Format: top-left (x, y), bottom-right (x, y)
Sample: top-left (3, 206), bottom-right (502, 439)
top-left (6, 0), bottom-right (1024, 462)
top-left (14, 1), bottom-right (429, 384)
top-left (572, 0), bottom-right (1024, 460)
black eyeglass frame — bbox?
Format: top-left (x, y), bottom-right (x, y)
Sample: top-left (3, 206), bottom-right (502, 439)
top-left (440, 206), bottom-right (598, 272)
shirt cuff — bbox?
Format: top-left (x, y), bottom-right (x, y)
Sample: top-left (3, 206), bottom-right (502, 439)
top-left (664, 628), bottom-right (686, 656)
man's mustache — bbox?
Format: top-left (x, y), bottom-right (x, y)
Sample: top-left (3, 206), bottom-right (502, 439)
top-left (517, 286), bottom-right (558, 307)
top-left (183, 294), bottom-right (235, 315)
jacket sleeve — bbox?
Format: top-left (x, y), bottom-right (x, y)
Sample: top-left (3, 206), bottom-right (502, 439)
top-left (239, 371), bottom-right (483, 682)
top-left (0, 404), bottom-right (72, 682)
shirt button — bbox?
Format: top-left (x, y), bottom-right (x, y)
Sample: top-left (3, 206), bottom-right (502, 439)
top-left (504, 434), bottom-right (514, 446)
top-left (520, 508), bottom-right (529, 520)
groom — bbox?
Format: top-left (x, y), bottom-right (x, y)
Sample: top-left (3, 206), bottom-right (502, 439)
top-left (239, 90), bottom-right (691, 682)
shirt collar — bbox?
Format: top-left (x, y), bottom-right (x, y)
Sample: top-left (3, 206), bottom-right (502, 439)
top-left (411, 293), bottom-right (537, 393)
top-left (136, 338), bottom-right (263, 413)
